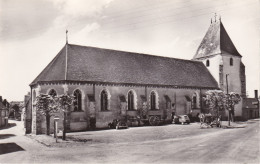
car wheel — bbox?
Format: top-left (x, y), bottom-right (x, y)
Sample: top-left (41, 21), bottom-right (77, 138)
top-left (181, 122), bottom-right (184, 125)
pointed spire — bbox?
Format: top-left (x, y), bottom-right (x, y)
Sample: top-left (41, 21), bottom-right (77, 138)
top-left (214, 13), bottom-right (217, 22)
top-left (193, 16), bottom-right (241, 59)
top-left (66, 29), bottom-right (68, 44)
top-left (211, 18), bottom-right (212, 24)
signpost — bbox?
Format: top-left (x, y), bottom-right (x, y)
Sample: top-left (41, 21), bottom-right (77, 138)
top-left (54, 116), bottom-right (59, 143)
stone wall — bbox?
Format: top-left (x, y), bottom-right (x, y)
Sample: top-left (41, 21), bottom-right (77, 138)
top-left (31, 83), bottom-right (209, 133)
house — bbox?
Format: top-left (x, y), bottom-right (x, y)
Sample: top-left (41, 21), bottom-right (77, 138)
top-left (0, 96), bottom-right (9, 128)
top-left (243, 90), bottom-right (259, 120)
top-left (22, 92), bottom-right (32, 134)
top-left (29, 18), bottom-right (247, 134)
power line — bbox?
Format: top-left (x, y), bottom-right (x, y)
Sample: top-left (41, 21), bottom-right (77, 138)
top-left (101, 1), bottom-right (257, 34)
top-left (102, 0), bottom-right (226, 24)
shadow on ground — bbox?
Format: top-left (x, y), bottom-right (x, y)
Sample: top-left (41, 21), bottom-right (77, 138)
top-left (0, 123), bottom-right (17, 130)
top-left (0, 143), bottom-right (24, 155)
top-left (0, 134), bottom-right (16, 139)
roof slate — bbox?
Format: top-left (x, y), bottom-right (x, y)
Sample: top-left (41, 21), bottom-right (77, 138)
top-left (193, 20), bottom-right (241, 59)
top-left (31, 44), bottom-right (218, 89)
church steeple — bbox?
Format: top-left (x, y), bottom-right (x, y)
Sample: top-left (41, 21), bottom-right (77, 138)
top-left (193, 17), bottom-right (241, 60)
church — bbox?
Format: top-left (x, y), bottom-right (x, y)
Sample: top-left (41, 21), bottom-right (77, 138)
top-left (29, 18), bottom-right (246, 134)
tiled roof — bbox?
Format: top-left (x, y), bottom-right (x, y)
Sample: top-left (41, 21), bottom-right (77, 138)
top-left (193, 20), bottom-right (242, 59)
top-left (31, 44), bottom-right (219, 89)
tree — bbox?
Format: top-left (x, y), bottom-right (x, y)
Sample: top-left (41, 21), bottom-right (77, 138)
top-left (35, 94), bottom-right (58, 135)
top-left (205, 90), bottom-right (241, 126)
top-left (204, 90), bottom-right (226, 116)
top-left (224, 92), bottom-right (241, 125)
top-left (56, 94), bottom-right (74, 140)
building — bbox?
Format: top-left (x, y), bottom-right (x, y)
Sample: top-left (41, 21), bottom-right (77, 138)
top-left (0, 96), bottom-right (9, 128)
top-left (243, 90), bottom-right (259, 120)
top-left (22, 92), bottom-right (32, 134)
top-left (192, 18), bottom-right (246, 120)
top-left (29, 18), bottom-right (248, 134)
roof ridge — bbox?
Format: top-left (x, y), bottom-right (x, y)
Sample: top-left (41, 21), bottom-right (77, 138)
top-left (68, 43), bottom-right (202, 64)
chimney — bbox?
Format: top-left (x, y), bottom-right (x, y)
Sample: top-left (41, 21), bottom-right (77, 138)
top-left (0, 96), bottom-right (2, 103)
top-left (255, 90), bottom-right (258, 99)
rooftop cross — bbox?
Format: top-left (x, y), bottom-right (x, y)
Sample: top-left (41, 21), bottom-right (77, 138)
top-left (66, 29), bottom-right (68, 44)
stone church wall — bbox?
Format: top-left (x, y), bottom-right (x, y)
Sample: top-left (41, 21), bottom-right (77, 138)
top-left (31, 83), bottom-right (209, 133)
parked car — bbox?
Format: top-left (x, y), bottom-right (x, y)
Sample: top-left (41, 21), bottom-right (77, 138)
top-left (173, 115), bottom-right (190, 125)
top-left (108, 119), bottom-right (128, 130)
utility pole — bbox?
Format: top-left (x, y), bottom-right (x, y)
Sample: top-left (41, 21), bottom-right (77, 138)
top-left (226, 74), bottom-right (229, 94)
top-left (226, 74), bottom-right (231, 126)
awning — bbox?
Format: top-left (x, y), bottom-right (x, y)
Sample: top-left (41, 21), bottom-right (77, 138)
top-left (119, 95), bottom-right (126, 102)
top-left (87, 94), bottom-right (95, 102)
top-left (164, 95), bottom-right (171, 102)
top-left (185, 95), bottom-right (191, 102)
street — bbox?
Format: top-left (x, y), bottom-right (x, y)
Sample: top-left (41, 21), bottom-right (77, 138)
top-left (0, 119), bottom-right (259, 163)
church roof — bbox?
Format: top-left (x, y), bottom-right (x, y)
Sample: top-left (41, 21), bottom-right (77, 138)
top-left (193, 20), bottom-right (242, 59)
top-left (31, 44), bottom-right (218, 89)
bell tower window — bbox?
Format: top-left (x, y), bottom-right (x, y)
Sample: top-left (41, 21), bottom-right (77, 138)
top-left (206, 60), bottom-right (210, 67)
top-left (230, 58), bottom-right (233, 66)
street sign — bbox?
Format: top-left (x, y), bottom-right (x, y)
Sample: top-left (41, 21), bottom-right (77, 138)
top-left (54, 116), bottom-right (59, 121)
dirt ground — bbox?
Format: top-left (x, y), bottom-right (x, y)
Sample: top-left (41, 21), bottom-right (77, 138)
top-left (0, 119), bottom-right (259, 163)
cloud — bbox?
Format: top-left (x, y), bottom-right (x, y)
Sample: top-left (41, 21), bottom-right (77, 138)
top-left (51, 0), bottom-right (114, 17)
top-left (71, 22), bottom-right (101, 44)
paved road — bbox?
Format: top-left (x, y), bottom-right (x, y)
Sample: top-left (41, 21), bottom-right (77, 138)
top-left (0, 119), bottom-right (259, 163)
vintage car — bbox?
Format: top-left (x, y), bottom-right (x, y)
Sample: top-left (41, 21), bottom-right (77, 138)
top-left (173, 115), bottom-right (190, 125)
top-left (108, 118), bottom-right (128, 130)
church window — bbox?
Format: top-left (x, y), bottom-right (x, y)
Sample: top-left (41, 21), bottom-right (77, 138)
top-left (192, 93), bottom-right (197, 109)
top-left (150, 91), bottom-right (157, 110)
top-left (48, 89), bottom-right (57, 97)
top-left (230, 58), bottom-right (233, 66)
top-left (128, 91), bottom-right (135, 110)
top-left (73, 89), bottom-right (82, 111)
top-left (206, 60), bottom-right (210, 67)
top-left (100, 90), bottom-right (108, 111)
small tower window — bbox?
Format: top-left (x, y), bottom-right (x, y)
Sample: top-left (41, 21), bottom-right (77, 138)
top-left (206, 60), bottom-right (210, 67)
top-left (230, 58), bottom-right (233, 66)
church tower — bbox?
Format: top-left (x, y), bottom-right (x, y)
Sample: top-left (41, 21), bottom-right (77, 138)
top-left (193, 16), bottom-right (246, 119)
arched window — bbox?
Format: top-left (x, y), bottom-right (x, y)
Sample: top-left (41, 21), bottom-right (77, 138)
top-left (230, 58), bottom-right (233, 66)
top-left (48, 89), bottom-right (57, 97)
top-left (150, 91), bottom-right (156, 110)
top-left (192, 93), bottom-right (197, 109)
top-left (206, 60), bottom-right (210, 67)
top-left (100, 90), bottom-right (108, 111)
top-left (73, 89), bottom-right (82, 111)
top-left (128, 91), bottom-right (134, 110)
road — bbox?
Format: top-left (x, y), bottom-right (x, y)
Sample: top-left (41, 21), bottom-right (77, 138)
top-left (0, 119), bottom-right (259, 163)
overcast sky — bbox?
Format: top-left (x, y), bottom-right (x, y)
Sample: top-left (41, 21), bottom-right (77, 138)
top-left (0, 0), bottom-right (259, 101)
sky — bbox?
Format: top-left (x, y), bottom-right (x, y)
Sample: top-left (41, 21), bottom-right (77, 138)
top-left (0, 0), bottom-right (259, 101)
